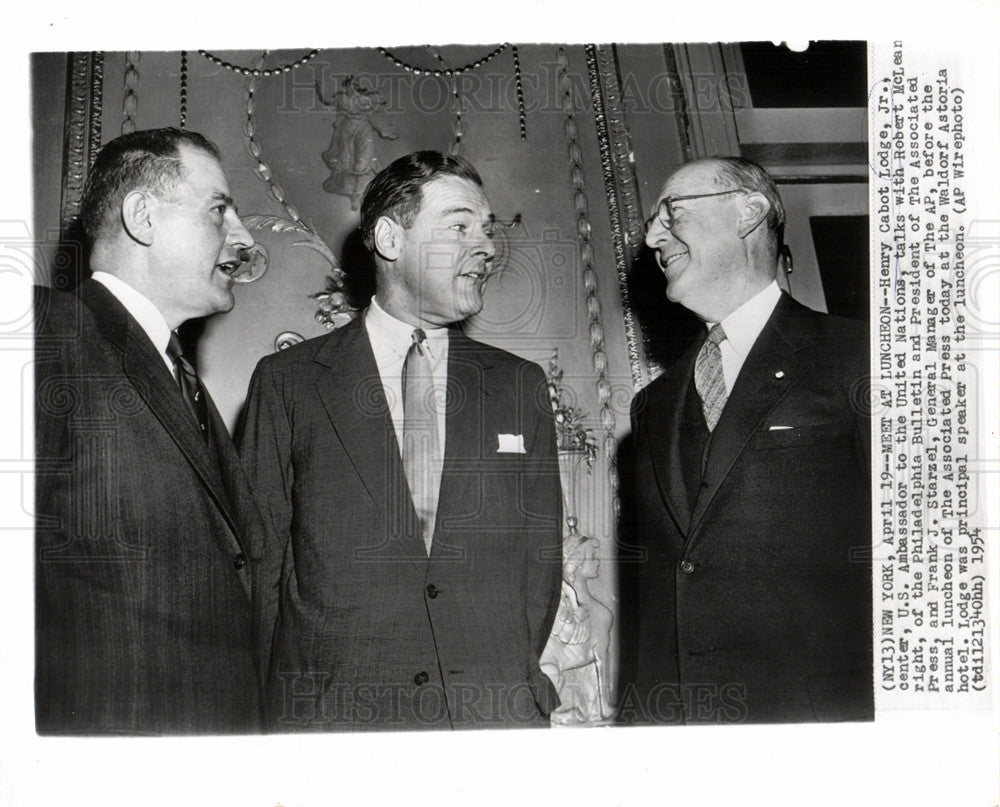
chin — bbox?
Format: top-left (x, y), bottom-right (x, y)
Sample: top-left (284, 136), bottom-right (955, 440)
top-left (210, 292), bottom-right (236, 316)
top-left (457, 295), bottom-right (484, 320)
top-left (664, 285), bottom-right (683, 304)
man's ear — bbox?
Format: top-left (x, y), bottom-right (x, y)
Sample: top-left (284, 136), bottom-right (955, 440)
top-left (737, 192), bottom-right (770, 240)
top-left (373, 215), bottom-right (401, 260)
top-left (121, 190), bottom-right (155, 246)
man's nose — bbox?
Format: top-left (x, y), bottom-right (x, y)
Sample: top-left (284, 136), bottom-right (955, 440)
top-left (645, 220), bottom-right (673, 250)
top-left (475, 227), bottom-right (496, 259)
top-left (226, 212), bottom-right (255, 250)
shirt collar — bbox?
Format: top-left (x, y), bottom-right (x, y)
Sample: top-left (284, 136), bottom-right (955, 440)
top-left (91, 271), bottom-right (173, 359)
top-left (366, 296), bottom-right (449, 358)
top-left (709, 280), bottom-right (782, 360)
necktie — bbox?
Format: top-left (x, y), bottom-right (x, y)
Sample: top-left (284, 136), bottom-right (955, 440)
top-left (401, 328), bottom-right (441, 555)
top-left (167, 333), bottom-right (210, 442)
top-left (694, 323), bottom-right (728, 432)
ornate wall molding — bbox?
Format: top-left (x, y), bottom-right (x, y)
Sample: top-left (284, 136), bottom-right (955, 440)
top-left (87, 53), bottom-right (103, 163)
top-left (60, 52), bottom-right (103, 229)
top-left (672, 43), bottom-right (741, 158)
top-left (587, 44), bottom-right (647, 393)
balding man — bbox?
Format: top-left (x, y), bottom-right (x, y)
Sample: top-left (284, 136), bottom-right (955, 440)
top-left (620, 157), bottom-right (872, 724)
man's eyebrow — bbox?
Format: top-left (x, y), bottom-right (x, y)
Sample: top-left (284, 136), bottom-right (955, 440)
top-left (211, 191), bottom-right (237, 210)
top-left (441, 206), bottom-right (476, 216)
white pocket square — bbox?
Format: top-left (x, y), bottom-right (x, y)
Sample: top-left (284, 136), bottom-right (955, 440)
top-left (768, 425), bottom-right (794, 431)
top-left (497, 433), bottom-right (526, 453)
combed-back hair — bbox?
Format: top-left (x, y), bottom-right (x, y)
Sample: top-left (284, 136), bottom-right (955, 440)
top-left (79, 127), bottom-right (221, 246)
top-left (710, 156), bottom-right (786, 255)
top-left (359, 151), bottom-right (483, 251)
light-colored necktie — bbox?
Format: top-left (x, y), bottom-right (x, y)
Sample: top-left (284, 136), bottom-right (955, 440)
top-left (694, 323), bottom-right (728, 432)
top-left (401, 328), bottom-right (441, 555)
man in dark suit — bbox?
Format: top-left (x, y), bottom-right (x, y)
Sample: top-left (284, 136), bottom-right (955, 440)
top-left (35, 128), bottom-right (265, 733)
top-left (237, 151), bottom-right (563, 731)
top-left (619, 157), bottom-right (872, 724)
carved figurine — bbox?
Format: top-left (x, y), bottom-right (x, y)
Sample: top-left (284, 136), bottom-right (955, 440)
top-left (315, 76), bottom-right (398, 210)
top-left (540, 535), bottom-right (615, 725)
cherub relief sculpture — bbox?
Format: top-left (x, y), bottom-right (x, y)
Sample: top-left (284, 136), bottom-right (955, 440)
top-left (540, 535), bottom-right (615, 725)
top-left (315, 75), bottom-right (398, 210)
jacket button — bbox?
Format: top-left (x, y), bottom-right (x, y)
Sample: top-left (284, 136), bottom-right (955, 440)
top-left (426, 584), bottom-right (439, 599)
top-left (680, 560), bottom-right (695, 574)
top-left (233, 553), bottom-right (246, 570)
top-left (414, 671), bottom-right (429, 686)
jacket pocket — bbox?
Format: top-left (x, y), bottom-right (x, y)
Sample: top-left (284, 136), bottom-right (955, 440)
top-left (752, 422), bottom-right (851, 450)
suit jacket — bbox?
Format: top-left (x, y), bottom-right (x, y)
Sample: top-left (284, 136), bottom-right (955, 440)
top-left (236, 315), bottom-right (563, 731)
top-left (620, 293), bottom-right (873, 724)
top-left (34, 280), bottom-right (264, 734)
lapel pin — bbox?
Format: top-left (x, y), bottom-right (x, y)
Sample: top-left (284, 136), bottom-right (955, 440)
top-left (774, 370), bottom-right (785, 379)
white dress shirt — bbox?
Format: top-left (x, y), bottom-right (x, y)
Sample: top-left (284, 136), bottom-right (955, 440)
top-left (91, 271), bottom-right (175, 373)
top-left (364, 297), bottom-right (449, 458)
top-left (708, 280), bottom-right (782, 394)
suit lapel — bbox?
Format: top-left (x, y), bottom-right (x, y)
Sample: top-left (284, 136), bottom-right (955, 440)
top-left (647, 342), bottom-right (699, 535)
top-left (311, 316), bottom-right (425, 559)
top-left (79, 280), bottom-right (246, 560)
top-left (688, 294), bottom-right (816, 540)
top-left (431, 330), bottom-right (491, 560)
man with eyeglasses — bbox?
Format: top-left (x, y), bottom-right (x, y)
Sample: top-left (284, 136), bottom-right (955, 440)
top-left (34, 128), bottom-right (266, 733)
top-left (619, 157), bottom-right (872, 724)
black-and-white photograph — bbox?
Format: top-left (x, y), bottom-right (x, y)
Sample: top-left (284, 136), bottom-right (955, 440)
top-left (31, 41), bottom-right (873, 734)
top-left (3, 8), bottom-right (998, 806)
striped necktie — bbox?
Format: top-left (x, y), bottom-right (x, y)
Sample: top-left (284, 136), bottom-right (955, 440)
top-left (167, 332), bottom-right (210, 442)
top-left (694, 323), bottom-right (728, 432)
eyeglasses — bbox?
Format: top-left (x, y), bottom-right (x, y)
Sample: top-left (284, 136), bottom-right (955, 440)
top-left (644, 189), bottom-right (745, 232)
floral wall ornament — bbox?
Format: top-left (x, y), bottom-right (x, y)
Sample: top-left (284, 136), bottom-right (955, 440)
top-left (312, 275), bottom-right (355, 330)
top-left (547, 347), bottom-right (597, 470)
top-left (315, 76), bottom-right (398, 210)
top-left (239, 214), bottom-right (356, 328)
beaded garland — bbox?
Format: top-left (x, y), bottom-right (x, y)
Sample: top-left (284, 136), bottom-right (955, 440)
top-left (243, 52), bottom-right (314, 233)
top-left (377, 44), bottom-right (526, 142)
top-left (121, 52), bottom-right (139, 136)
top-left (426, 45), bottom-right (465, 155)
top-left (377, 44), bottom-right (508, 77)
top-left (198, 49), bottom-right (319, 78)
top-left (179, 50), bottom-right (188, 129)
top-left (555, 46), bottom-right (619, 524)
top-left (511, 45), bottom-right (526, 140)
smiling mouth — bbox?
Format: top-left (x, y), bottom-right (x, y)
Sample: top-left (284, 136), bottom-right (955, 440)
top-left (660, 251), bottom-right (687, 269)
top-left (459, 267), bottom-right (488, 281)
top-left (216, 260), bottom-right (242, 276)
